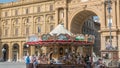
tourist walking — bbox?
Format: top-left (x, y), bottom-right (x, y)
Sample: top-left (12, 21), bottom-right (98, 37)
top-left (25, 55), bottom-right (30, 68)
top-left (33, 56), bottom-right (38, 68)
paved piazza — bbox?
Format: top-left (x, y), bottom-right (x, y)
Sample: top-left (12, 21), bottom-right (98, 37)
top-left (0, 62), bottom-right (25, 68)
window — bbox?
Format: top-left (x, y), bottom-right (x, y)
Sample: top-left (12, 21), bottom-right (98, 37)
top-left (50, 25), bottom-right (54, 31)
top-left (5, 20), bottom-right (8, 25)
top-left (5, 11), bottom-right (8, 17)
top-left (26, 18), bottom-right (29, 23)
top-left (26, 27), bottom-right (29, 35)
top-left (26, 8), bottom-right (29, 14)
top-left (5, 29), bottom-right (8, 36)
top-left (50, 16), bottom-right (54, 21)
top-left (38, 17), bottom-right (40, 22)
top-left (37, 7), bottom-right (41, 12)
top-left (15, 28), bottom-right (18, 36)
top-left (15, 9), bottom-right (18, 15)
top-left (16, 19), bottom-right (18, 24)
top-left (38, 26), bottom-right (41, 33)
top-left (61, 11), bottom-right (64, 18)
top-left (50, 5), bottom-right (53, 11)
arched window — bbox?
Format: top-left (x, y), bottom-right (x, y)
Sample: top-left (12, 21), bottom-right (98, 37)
top-left (38, 26), bottom-right (41, 33)
top-left (5, 20), bottom-right (8, 25)
top-left (50, 4), bottom-right (53, 11)
top-left (13, 43), bottom-right (19, 50)
top-left (37, 7), bottom-right (41, 12)
top-left (16, 19), bottom-right (18, 24)
top-left (15, 28), bottom-right (18, 36)
top-left (50, 16), bottom-right (54, 21)
top-left (5, 29), bottom-right (8, 36)
top-left (38, 17), bottom-right (40, 22)
top-left (26, 8), bottom-right (29, 14)
top-left (26, 18), bottom-right (29, 23)
top-left (15, 9), bottom-right (18, 15)
top-left (26, 27), bottom-right (29, 35)
top-left (5, 11), bottom-right (8, 17)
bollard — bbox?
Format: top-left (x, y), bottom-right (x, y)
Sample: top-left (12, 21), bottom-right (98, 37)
top-left (71, 66), bottom-right (74, 68)
top-left (58, 65), bottom-right (61, 68)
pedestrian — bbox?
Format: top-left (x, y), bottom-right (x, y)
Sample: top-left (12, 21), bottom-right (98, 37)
top-left (25, 55), bottom-right (30, 68)
top-left (13, 54), bottom-right (17, 62)
top-left (33, 56), bottom-right (38, 68)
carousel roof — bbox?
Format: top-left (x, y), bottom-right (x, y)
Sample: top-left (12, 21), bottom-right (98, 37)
top-left (26, 24), bottom-right (95, 46)
top-left (49, 24), bottom-right (72, 36)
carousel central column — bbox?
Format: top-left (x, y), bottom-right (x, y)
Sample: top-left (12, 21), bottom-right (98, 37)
top-left (30, 45), bottom-right (35, 56)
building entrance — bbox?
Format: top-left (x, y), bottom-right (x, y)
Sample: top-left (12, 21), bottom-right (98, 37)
top-left (2, 44), bottom-right (9, 61)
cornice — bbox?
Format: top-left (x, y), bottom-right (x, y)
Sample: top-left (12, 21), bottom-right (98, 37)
top-left (1, 11), bottom-right (55, 19)
top-left (100, 28), bottom-right (118, 33)
top-left (1, 0), bottom-right (54, 9)
top-left (1, 36), bottom-right (26, 40)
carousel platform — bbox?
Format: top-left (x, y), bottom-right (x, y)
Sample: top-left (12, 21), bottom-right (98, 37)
top-left (36, 64), bottom-right (85, 68)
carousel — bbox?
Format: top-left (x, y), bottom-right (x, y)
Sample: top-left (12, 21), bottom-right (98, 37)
top-left (26, 24), bottom-right (95, 65)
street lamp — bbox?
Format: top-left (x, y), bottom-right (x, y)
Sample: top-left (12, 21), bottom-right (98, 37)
top-left (105, 0), bottom-right (113, 50)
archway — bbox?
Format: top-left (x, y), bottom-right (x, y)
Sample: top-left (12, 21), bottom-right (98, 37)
top-left (70, 10), bottom-right (101, 56)
top-left (12, 43), bottom-right (19, 61)
top-left (23, 43), bottom-right (29, 56)
top-left (2, 44), bottom-right (9, 61)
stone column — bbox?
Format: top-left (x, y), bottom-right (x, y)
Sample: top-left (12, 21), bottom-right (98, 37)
top-left (64, 7), bottom-right (67, 28)
top-left (33, 17), bottom-right (36, 34)
top-left (10, 19), bottom-right (14, 37)
top-left (19, 41), bottom-right (23, 62)
top-left (21, 18), bottom-right (25, 36)
top-left (8, 42), bottom-right (12, 62)
top-left (19, 17), bottom-right (22, 37)
top-left (101, 35), bottom-right (106, 50)
top-left (117, 0), bottom-right (120, 29)
top-left (118, 35), bottom-right (120, 60)
top-left (100, 3), bottom-right (106, 29)
top-left (55, 8), bottom-right (58, 26)
top-left (112, 35), bottom-right (117, 49)
top-left (64, 7), bottom-right (68, 29)
top-left (44, 14), bottom-right (46, 33)
top-left (31, 16), bottom-right (34, 35)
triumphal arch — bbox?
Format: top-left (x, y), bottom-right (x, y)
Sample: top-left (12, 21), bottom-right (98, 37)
top-left (55, 0), bottom-right (120, 60)
top-left (0, 0), bottom-right (120, 61)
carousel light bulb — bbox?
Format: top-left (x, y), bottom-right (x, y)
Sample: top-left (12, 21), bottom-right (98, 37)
top-left (26, 44), bottom-right (29, 47)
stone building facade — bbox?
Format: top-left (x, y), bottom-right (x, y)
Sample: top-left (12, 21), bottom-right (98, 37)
top-left (0, 0), bottom-right (120, 61)
top-left (82, 17), bottom-right (100, 56)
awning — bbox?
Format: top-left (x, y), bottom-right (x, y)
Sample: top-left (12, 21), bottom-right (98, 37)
top-left (27, 40), bottom-right (93, 46)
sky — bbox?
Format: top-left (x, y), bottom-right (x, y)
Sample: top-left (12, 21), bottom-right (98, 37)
top-left (0, 0), bottom-right (17, 3)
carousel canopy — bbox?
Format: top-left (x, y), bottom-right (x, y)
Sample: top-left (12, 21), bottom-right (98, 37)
top-left (26, 24), bottom-right (95, 46)
top-left (49, 23), bottom-right (72, 36)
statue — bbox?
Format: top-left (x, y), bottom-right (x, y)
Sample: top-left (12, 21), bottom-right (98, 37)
top-left (105, 41), bottom-right (114, 50)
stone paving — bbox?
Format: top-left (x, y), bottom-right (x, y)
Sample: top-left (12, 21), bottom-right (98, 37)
top-left (0, 62), bottom-right (26, 68)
